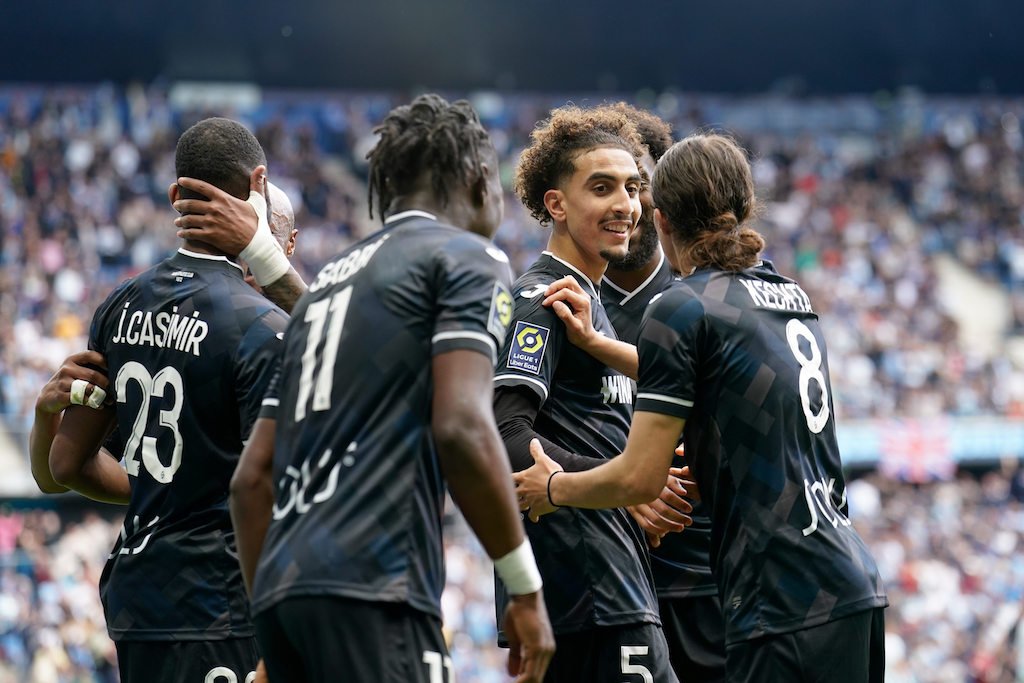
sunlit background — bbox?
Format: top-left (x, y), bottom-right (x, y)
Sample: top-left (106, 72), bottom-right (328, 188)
top-left (1, 2), bottom-right (1023, 681)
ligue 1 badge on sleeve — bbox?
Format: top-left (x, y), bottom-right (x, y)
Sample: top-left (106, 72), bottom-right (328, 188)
top-left (506, 321), bottom-right (549, 375)
top-left (488, 282), bottom-right (514, 340)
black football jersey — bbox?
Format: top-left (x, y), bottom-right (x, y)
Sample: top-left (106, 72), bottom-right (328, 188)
top-left (493, 251), bottom-right (660, 634)
top-left (601, 254), bottom-right (717, 600)
top-left (635, 260), bottom-right (888, 643)
top-left (251, 211), bottom-right (514, 621)
top-left (88, 249), bottom-right (287, 641)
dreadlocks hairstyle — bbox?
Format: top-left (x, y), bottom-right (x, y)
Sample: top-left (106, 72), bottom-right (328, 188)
top-left (514, 104), bottom-right (646, 226)
top-left (175, 117), bottom-right (267, 199)
top-left (366, 93), bottom-right (493, 220)
top-left (607, 102), bottom-right (674, 162)
top-left (652, 133), bottom-right (765, 272)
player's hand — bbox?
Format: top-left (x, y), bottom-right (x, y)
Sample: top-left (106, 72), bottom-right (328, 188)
top-left (512, 439), bottom-right (563, 522)
top-left (36, 351), bottom-right (110, 414)
top-left (671, 447), bottom-right (701, 503)
top-left (252, 659), bottom-right (269, 683)
top-left (542, 276), bottom-right (598, 350)
top-left (503, 590), bottom-right (556, 683)
top-left (173, 165), bottom-right (268, 256)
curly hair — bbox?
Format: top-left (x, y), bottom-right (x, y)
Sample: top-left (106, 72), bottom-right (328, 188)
top-left (607, 102), bottom-right (674, 162)
top-left (366, 93), bottom-right (493, 219)
top-left (652, 133), bottom-right (765, 272)
top-left (513, 104), bottom-right (646, 226)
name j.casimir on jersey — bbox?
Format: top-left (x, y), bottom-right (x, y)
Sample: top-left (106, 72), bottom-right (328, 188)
top-left (109, 302), bottom-right (209, 356)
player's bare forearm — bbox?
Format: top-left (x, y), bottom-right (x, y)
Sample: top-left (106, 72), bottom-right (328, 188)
top-left (433, 350), bottom-right (525, 560)
top-left (259, 268), bottom-right (307, 314)
top-left (31, 350), bottom-right (111, 493)
top-left (580, 334), bottom-right (638, 380)
top-left (49, 406), bottom-right (130, 504)
top-left (555, 411), bottom-right (684, 508)
top-left (30, 409), bottom-right (68, 494)
top-left (230, 417), bottom-right (277, 595)
top-left (517, 411), bottom-right (685, 517)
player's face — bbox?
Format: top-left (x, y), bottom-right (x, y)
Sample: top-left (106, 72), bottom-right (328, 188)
top-left (607, 152), bottom-right (659, 271)
top-left (554, 147), bottom-right (642, 266)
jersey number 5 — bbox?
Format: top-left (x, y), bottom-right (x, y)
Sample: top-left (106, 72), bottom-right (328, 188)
top-left (785, 319), bottom-right (830, 434)
top-left (116, 362), bottom-right (184, 483)
top-left (295, 286), bottom-right (353, 422)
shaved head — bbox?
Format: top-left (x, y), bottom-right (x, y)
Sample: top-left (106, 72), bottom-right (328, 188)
top-left (267, 182), bottom-right (297, 254)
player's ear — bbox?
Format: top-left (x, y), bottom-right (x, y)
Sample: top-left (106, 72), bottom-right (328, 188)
top-left (543, 189), bottom-right (566, 224)
top-left (168, 182), bottom-right (180, 206)
top-left (472, 163), bottom-right (490, 208)
top-left (654, 208), bottom-right (671, 236)
top-left (286, 229), bottom-right (298, 257)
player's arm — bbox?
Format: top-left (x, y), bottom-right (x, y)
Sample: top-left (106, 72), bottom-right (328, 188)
top-left (542, 276), bottom-right (638, 379)
top-left (29, 350), bottom-right (111, 493)
top-left (433, 349), bottom-right (554, 682)
top-left (49, 405), bottom-right (130, 505)
top-left (173, 170), bottom-right (306, 313)
top-left (230, 416), bottom-right (276, 595)
top-left (494, 385), bottom-right (687, 541)
top-left (494, 386), bottom-right (607, 473)
top-left (230, 314), bottom-right (288, 594)
top-left (515, 411), bottom-right (688, 520)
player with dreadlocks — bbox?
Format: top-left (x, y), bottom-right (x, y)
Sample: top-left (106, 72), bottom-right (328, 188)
top-left (230, 93), bottom-right (554, 683)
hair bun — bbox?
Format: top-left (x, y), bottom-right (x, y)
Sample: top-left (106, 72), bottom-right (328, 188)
top-left (707, 212), bottom-right (739, 232)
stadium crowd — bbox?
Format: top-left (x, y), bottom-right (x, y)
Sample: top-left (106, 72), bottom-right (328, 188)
top-left (1, 84), bottom-right (1024, 679)
top-left (2, 86), bottom-right (1024, 442)
top-left (1, 471), bottom-right (1023, 682)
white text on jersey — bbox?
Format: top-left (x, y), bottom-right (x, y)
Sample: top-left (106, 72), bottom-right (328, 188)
top-left (309, 234), bottom-right (390, 293)
top-left (601, 374), bottom-right (634, 405)
top-left (739, 280), bottom-right (814, 313)
top-left (110, 303), bottom-right (209, 356)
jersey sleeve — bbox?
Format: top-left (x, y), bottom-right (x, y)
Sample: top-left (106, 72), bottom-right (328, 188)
top-left (87, 280), bottom-right (133, 356)
top-left (234, 307), bottom-right (289, 439)
top-left (635, 287), bottom-right (704, 420)
top-left (492, 278), bottom-right (565, 404)
top-left (431, 236), bottom-right (514, 364)
top-left (257, 365), bottom-right (282, 422)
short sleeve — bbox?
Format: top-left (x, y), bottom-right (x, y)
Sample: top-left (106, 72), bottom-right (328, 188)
top-left (235, 307), bottom-right (289, 439)
top-left (635, 287), bottom-right (704, 419)
top-left (88, 280), bottom-right (133, 356)
top-left (432, 236), bottom-right (514, 364)
top-left (492, 279), bottom-right (566, 403)
top-left (258, 365), bottom-right (282, 421)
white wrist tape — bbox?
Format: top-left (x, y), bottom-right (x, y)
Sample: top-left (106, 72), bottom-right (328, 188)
top-left (240, 191), bottom-right (290, 286)
top-left (493, 539), bottom-right (543, 596)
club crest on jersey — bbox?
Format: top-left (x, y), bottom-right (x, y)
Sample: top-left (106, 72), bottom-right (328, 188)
top-left (488, 282), bottom-right (514, 341)
top-left (507, 321), bottom-right (549, 375)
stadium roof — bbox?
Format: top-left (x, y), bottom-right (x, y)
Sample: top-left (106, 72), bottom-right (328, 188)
top-left (3, 0), bottom-right (1022, 95)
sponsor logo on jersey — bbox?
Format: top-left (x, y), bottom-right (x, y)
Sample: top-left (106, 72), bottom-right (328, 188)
top-left (506, 321), bottom-right (549, 375)
top-left (488, 282), bottom-right (514, 341)
top-left (519, 283), bottom-right (548, 300)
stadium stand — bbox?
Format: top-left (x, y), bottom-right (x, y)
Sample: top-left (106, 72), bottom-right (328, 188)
top-left (1, 84), bottom-right (1022, 680)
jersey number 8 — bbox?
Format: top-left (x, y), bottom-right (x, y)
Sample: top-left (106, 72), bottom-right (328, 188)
top-left (785, 319), bottom-right (830, 434)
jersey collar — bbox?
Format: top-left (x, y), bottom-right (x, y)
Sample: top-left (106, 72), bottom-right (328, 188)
top-left (601, 251), bottom-right (666, 305)
top-left (176, 248), bottom-right (244, 273)
top-left (384, 210), bottom-right (438, 225)
top-left (541, 251), bottom-right (599, 299)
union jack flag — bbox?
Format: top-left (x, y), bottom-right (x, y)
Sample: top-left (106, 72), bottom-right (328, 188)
top-left (878, 418), bottom-right (954, 483)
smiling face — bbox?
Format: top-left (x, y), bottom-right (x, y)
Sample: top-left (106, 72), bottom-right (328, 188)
top-left (544, 146), bottom-right (642, 277)
top-left (606, 151), bottom-right (660, 272)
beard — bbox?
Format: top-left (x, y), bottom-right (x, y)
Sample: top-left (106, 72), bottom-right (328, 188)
top-left (605, 216), bottom-right (660, 271)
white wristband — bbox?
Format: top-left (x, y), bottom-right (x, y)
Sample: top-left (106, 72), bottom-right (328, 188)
top-left (493, 539), bottom-right (543, 596)
top-left (240, 191), bottom-right (290, 286)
